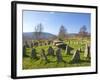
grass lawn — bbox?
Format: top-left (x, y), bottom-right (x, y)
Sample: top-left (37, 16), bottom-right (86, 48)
top-left (23, 40), bottom-right (91, 69)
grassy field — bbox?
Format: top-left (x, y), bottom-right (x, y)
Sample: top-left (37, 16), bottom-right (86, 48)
top-left (23, 39), bottom-right (91, 69)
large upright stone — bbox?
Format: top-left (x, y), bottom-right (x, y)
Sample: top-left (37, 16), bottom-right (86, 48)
top-left (31, 48), bottom-right (38, 59)
top-left (84, 44), bottom-right (90, 59)
top-left (23, 45), bottom-right (26, 57)
top-left (25, 41), bottom-right (30, 48)
top-left (48, 41), bottom-right (51, 45)
top-left (40, 49), bottom-right (49, 63)
top-left (71, 50), bottom-right (80, 63)
top-left (65, 45), bottom-right (73, 55)
top-left (33, 42), bottom-right (37, 46)
top-left (47, 46), bottom-right (55, 56)
top-left (65, 45), bottom-right (68, 54)
top-left (79, 47), bottom-right (82, 52)
top-left (44, 42), bottom-right (47, 45)
top-left (31, 42), bottom-right (34, 48)
top-left (56, 48), bottom-right (65, 63)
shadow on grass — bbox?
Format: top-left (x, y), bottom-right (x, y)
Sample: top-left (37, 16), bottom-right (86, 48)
top-left (23, 55), bottom-right (30, 58)
top-left (69, 59), bottom-right (91, 64)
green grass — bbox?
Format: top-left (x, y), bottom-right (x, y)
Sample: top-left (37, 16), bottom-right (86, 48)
top-left (23, 40), bottom-right (91, 69)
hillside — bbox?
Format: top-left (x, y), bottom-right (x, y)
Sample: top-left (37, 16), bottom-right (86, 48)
top-left (23, 32), bottom-right (56, 40)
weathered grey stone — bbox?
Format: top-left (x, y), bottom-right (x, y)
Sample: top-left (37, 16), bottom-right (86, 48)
top-left (31, 48), bottom-right (38, 59)
top-left (23, 45), bottom-right (26, 57)
top-left (65, 45), bottom-right (73, 55)
top-left (84, 44), bottom-right (90, 58)
top-left (71, 50), bottom-right (80, 63)
top-left (31, 42), bottom-right (34, 48)
top-left (44, 42), bottom-right (47, 45)
top-left (25, 41), bottom-right (30, 48)
top-left (34, 42), bottom-right (38, 46)
top-left (40, 49), bottom-right (49, 63)
top-left (47, 46), bottom-right (55, 56)
top-left (56, 48), bottom-right (66, 63)
top-left (65, 45), bottom-right (68, 54)
top-left (47, 41), bottom-right (50, 45)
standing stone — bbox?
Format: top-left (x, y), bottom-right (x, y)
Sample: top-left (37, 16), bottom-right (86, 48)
top-left (79, 47), bottom-right (82, 52)
top-left (40, 49), bottom-right (49, 63)
top-left (47, 46), bottom-right (55, 56)
top-left (84, 44), bottom-right (90, 59)
top-left (23, 45), bottom-right (26, 57)
top-left (65, 45), bottom-right (68, 54)
top-left (71, 50), bottom-right (80, 63)
top-left (56, 48), bottom-right (65, 63)
top-left (48, 42), bottom-right (50, 45)
top-left (25, 41), bottom-right (30, 48)
top-left (31, 48), bottom-right (38, 59)
top-left (34, 42), bottom-right (38, 46)
top-left (44, 42), bottom-right (47, 45)
top-left (31, 42), bottom-right (34, 48)
top-left (65, 45), bottom-right (72, 55)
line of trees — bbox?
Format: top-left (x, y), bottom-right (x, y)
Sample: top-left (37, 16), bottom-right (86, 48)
top-left (34, 23), bottom-right (90, 40)
top-left (58, 25), bottom-right (89, 40)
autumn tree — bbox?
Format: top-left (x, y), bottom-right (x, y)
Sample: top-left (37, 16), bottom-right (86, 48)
top-left (79, 25), bottom-right (88, 38)
top-left (34, 23), bottom-right (43, 40)
top-left (58, 25), bottom-right (67, 40)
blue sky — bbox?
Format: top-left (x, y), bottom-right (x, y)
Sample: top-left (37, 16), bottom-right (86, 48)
top-left (23, 10), bottom-right (91, 35)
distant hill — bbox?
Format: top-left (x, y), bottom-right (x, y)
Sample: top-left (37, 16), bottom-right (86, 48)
top-left (68, 33), bottom-right (90, 37)
top-left (23, 32), bottom-right (90, 41)
top-left (23, 32), bottom-right (56, 40)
